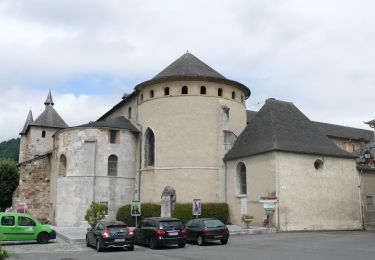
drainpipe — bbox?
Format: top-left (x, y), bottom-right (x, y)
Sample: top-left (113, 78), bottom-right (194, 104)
top-left (224, 161), bottom-right (227, 203)
top-left (358, 169), bottom-right (365, 230)
top-left (93, 141), bottom-right (97, 202)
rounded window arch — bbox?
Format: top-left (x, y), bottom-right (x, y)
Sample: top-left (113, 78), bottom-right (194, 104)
top-left (232, 91), bottom-right (236, 100)
top-left (200, 86), bottom-right (206, 95)
top-left (144, 128), bottom-right (155, 167)
top-left (128, 107), bottom-right (132, 119)
top-left (181, 86), bottom-right (188, 95)
top-left (108, 155), bottom-right (118, 176)
top-left (164, 87), bottom-right (170, 96)
top-left (42, 130), bottom-right (46, 138)
top-left (218, 88), bottom-right (223, 97)
top-left (59, 154), bottom-right (67, 177)
top-left (236, 162), bottom-right (247, 195)
top-left (150, 90), bottom-right (154, 98)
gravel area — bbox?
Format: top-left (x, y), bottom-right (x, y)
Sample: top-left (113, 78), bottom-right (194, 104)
top-left (2, 238), bottom-right (89, 254)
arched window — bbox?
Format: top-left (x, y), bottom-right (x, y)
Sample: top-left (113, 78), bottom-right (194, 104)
top-left (218, 88), bottom-right (223, 97)
top-left (42, 130), bottom-right (46, 138)
top-left (181, 86), bottom-right (188, 95)
top-left (232, 91), bottom-right (236, 100)
top-left (200, 86), bottom-right (206, 95)
top-left (164, 87), bottom-right (170, 96)
top-left (237, 162), bottom-right (247, 195)
top-left (59, 155), bottom-right (67, 177)
top-left (144, 128), bottom-right (155, 167)
top-left (150, 90), bottom-right (154, 98)
top-left (241, 95), bottom-right (244, 103)
top-left (128, 107), bottom-right (132, 119)
top-left (108, 155), bottom-right (118, 176)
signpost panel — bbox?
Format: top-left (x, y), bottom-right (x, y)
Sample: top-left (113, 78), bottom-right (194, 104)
top-left (192, 199), bottom-right (201, 217)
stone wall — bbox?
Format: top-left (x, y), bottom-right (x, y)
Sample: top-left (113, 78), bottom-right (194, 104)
top-left (13, 155), bottom-right (51, 223)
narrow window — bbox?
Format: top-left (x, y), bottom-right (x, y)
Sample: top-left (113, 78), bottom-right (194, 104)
top-left (232, 91), bottom-right (236, 100)
top-left (181, 86), bottom-right (188, 95)
top-left (237, 162), bottom-right (247, 195)
top-left (241, 95), bottom-right (244, 103)
top-left (150, 90), bottom-right (154, 98)
top-left (145, 128), bottom-right (155, 167)
top-left (128, 107), bottom-right (132, 120)
top-left (109, 130), bottom-right (119, 144)
top-left (200, 86), bottom-right (206, 95)
top-left (218, 88), bottom-right (223, 97)
top-left (42, 130), bottom-right (46, 138)
top-left (367, 195), bottom-right (374, 210)
top-left (140, 93), bottom-right (143, 102)
top-left (108, 155), bottom-right (118, 176)
top-left (59, 154), bottom-right (67, 177)
top-left (164, 87), bottom-right (170, 96)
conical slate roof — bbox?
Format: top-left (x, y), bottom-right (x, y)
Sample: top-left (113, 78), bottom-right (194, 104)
top-left (20, 109), bottom-right (33, 135)
top-left (78, 116), bottom-right (139, 132)
top-left (44, 90), bottom-right (54, 106)
top-left (135, 52), bottom-right (251, 98)
top-left (30, 106), bottom-right (68, 129)
top-left (153, 52), bottom-right (225, 79)
top-left (225, 99), bottom-right (356, 161)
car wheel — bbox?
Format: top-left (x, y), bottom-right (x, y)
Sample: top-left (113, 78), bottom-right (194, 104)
top-left (220, 239), bottom-right (228, 245)
top-left (197, 235), bottom-right (205, 246)
top-left (86, 236), bottom-right (90, 247)
top-left (96, 239), bottom-right (103, 252)
top-left (37, 232), bottom-right (49, 244)
top-left (149, 237), bottom-right (158, 249)
top-left (128, 245), bottom-right (134, 251)
top-left (178, 241), bottom-right (186, 248)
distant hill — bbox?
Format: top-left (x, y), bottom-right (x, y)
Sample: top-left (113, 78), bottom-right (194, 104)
top-left (0, 138), bottom-right (20, 161)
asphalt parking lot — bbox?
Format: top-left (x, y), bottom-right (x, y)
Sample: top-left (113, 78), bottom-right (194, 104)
top-left (3, 231), bottom-right (375, 260)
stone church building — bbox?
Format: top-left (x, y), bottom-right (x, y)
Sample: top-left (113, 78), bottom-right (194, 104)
top-left (14, 53), bottom-right (374, 231)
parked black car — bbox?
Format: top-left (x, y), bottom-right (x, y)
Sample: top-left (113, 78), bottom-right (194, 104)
top-left (185, 218), bottom-right (229, 245)
top-left (86, 221), bottom-right (135, 252)
top-left (134, 217), bottom-right (187, 249)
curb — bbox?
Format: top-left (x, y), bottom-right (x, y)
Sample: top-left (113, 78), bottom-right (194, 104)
top-left (55, 230), bottom-right (85, 244)
top-left (229, 228), bottom-right (277, 235)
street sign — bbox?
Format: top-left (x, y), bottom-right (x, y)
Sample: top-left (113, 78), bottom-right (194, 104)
top-left (192, 199), bottom-right (201, 216)
top-left (131, 201), bottom-right (141, 216)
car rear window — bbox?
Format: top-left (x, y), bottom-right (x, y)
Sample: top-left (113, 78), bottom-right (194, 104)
top-left (203, 219), bottom-right (225, 228)
top-left (107, 225), bottom-right (128, 234)
top-left (159, 221), bottom-right (184, 230)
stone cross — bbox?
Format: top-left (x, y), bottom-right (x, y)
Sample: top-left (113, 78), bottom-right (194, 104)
top-left (160, 186), bottom-right (176, 217)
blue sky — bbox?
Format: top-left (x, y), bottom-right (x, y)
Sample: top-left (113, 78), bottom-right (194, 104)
top-left (0, 0), bottom-right (374, 142)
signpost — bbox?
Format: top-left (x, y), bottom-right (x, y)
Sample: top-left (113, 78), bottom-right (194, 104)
top-left (131, 201), bottom-right (141, 226)
top-left (192, 199), bottom-right (201, 219)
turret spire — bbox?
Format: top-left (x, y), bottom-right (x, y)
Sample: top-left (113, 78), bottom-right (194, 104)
top-left (44, 90), bottom-right (54, 106)
top-left (20, 109), bottom-right (33, 135)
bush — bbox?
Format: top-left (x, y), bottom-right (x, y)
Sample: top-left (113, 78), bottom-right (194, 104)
top-left (116, 203), bottom-right (161, 226)
top-left (84, 202), bottom-right (108, 228)
top-left (173, 203), bottom-right (229, 224)
top-left (116, 202), bottom-right (229, 226)
top-left (0, 242), bottom-right (9, 260)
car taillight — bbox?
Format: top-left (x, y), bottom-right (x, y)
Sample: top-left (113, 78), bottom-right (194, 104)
top-left (101, 227), bottom-right (110, 238)
top-left (128, 227), bottom-right (134, 236)
top-left (180, 229), bottom-right (187, 235)
top-left (224, 227), bottom-right (229, 233)
top-left (154, 229), bottom-right (166, 236)
top-left (203, 227), bottom-right (209, 233)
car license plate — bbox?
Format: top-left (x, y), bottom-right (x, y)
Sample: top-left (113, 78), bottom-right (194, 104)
top-left (214, 235), bottom-right (222, 239)
top-left (114, 239), bottom-right (125, 242)
top-left (168, 232), bottom-right (178, 236)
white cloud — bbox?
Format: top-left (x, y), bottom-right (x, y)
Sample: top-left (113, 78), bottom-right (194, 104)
top-left (0, 0), bottom-right (374, 141)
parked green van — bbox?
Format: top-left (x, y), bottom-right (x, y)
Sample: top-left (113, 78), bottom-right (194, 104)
top-left (0, 212), bottom-right (56, 244)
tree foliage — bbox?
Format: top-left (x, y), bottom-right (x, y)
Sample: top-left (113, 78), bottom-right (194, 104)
top-left (84, 202), bottom-right (108, 228)
top-left (0, 138), bottom-right (20, 162)
top-left (0, 159), bottom-right (19, 212)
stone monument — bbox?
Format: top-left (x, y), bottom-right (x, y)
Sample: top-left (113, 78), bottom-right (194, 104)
top-left (160, 186), bottom-right (176, 217)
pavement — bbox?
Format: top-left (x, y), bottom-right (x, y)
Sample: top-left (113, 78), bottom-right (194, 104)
top-left (54, 224), bottom-right (277, 244)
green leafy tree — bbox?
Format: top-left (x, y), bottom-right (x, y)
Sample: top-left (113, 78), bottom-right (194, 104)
top-left (0, 241), bottom-right (9, 260)
top-left (84, 202), bottom-right (108, 228)
top-left (0, 159), bottom-right (19, 212)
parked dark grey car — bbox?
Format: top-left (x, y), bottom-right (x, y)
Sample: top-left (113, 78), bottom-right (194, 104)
top-left (86, 221), bottom-right (135, 252)
top-left (185, 218), bottom-right (229, 245)
top-left (134, 217), bottom-right (187, 249)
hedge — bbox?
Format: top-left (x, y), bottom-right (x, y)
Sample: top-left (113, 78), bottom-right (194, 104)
top-left (116, 202), bottom-right (229, 226)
